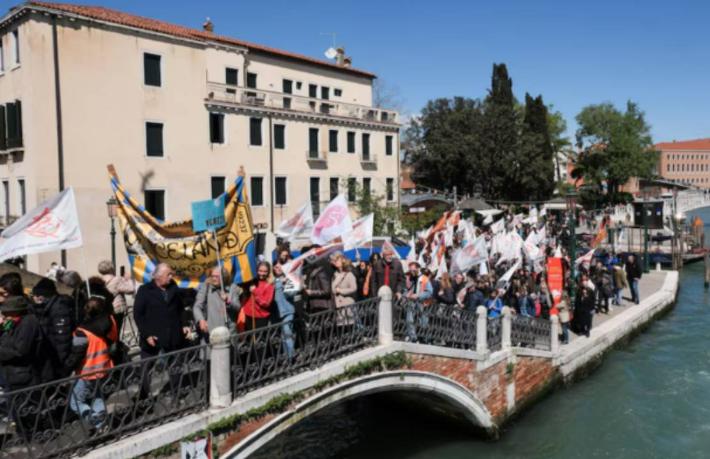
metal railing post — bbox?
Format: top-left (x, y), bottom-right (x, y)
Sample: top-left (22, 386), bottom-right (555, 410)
top-left (550, 315), bottom-right (560, 355)
top-left (209, 326), bottom-right (232, 408)
top-left (476, 305), bottom-right (488, 354)
top-left (502, 306), bottom-right (512, 350)
top-left (377, 286), bottom-right (393, 345)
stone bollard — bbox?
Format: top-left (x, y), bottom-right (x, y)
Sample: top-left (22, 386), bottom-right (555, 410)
top-left (476, 306), bottom-right (488, 354)
top-left (502, 306), bottom-right (512, 351)
top-left (209, 326), bottom-right (232, 409)
top-left (656, 262), bottom-right (662, 272)
top-left (550, 315), bottom-right (560, 355)
top-left (377, 286), bottom-right (393, 346)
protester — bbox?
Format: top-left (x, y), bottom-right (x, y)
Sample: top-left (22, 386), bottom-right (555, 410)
top-left (273, 263), bottom-right (298, 358)
top-left (592, 261), bottom-right (612, 313)
top-left (625, 254), bottom-right (642, 305)
top-left (403, 261), bottom-right (433, 342)
top-left (574, 281), bottom-right (595, 337)
top-left (331, 252), bottom-right (357, 326)
top-left (66, 296), bottom-right (118, 431)
top-left (98, 260), bottom-right (135, 334)
top-left (485, 290), bottom-right (503, 318)
top-left (435, 272), bottom-right (456, 305)
top-left (612, 262), bottom-right (628, 305)
top-left (30, 277), bottom-right (75, 381)
top-left (303, 256), bottom-right (334, 312)
top-left (193, 266), bottom-right (240, 339)
top-left (0, 272), bottom-right (24, 303)
top-left (557, 292), bottom-right (571, 344)
top-left (241, 261), bottom-right (274, 330)
top-left (0, 296), bottom-right (43, 390)
top-left (371, 248), bottom-right (405, 298)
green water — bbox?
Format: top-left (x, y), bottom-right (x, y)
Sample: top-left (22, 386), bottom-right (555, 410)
top-left (255, 208), bottom-right (710, 459)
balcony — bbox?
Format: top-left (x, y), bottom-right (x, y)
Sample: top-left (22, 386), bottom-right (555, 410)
top-left (360, 153), bottom-right (377, 171)
top-left (206, 82), bottom-right (398, 125)
top-left (306, 150), bottom-right (328, 169)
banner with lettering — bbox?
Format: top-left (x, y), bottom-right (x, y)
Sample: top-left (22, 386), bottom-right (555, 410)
top-left (108, 165), bottom-right (256, 288)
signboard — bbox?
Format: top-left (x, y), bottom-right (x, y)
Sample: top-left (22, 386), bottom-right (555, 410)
top-left (632, 200), bottom-right (663, 229)
top-left (409, 207), bottom-right (426, 214)
top-left (547, 256), bottom-right (564, 309)
top-left (191, 196), bottom-right (226, 233)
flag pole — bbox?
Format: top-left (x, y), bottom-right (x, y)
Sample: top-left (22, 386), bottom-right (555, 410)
top-left (80, 246), bottom-right (92, 297)
top-left (213, 229), bottom-right (226, 294)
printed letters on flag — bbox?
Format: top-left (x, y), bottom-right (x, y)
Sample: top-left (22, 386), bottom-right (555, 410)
top-left (276, 202), bottom-right (313, 241)
top-left (0, 188), bottom-right (83, 261)
top-left (311, 194), bottom-right (352, 245)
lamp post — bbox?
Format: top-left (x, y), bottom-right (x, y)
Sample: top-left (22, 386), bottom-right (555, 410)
top-left (106, 197), bottom-right (118, 268)
top-left (642, 191), bottom-right (650, 273)
top-left (566, 191), bottom-right (578, 303)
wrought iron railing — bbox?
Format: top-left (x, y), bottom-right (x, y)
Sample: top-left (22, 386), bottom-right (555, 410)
top-left (392, 299), bottom-right (477, 349)
top-left (510, 314), bottom-right (552, 351)
top-left (0, 344), bottom-right (208, 459)
top-left (487, 315), bottom-right (502, 351)
top-left (231, 297), bottom-right (379, 396)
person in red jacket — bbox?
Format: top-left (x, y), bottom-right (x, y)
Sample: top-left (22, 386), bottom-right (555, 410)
top-left (240, 262), bottom-right (274, 331)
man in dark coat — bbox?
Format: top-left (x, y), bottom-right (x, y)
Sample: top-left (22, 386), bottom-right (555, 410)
top-left (133, 263), bottom-right (189, 357)
top-left (304, 258), bottom-right (334, 313)
top-left (0, 296), bottom-right (44, 390)
top-left (624, 254), bottom-right (643, 305)
top-left (371, 247), bottom-right (405, 298)
top-left (31, 277), bottom-right (75, 381)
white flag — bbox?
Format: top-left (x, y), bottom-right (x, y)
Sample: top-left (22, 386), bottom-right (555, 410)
top-left (490, 218), bottom-right (505, 234)
top-left (575, 248), bottom-right (596, 266)
top-left (343, 213), bottom-right (373, 250)
top-left (276, 202), bottom-right (313, 240)
top-left (453, 236), bottom-right (488, 273)
top-left (310, 194), bottom-right (352, 245)
top-left (0, 188), bottom-right (83, 261)
top-left (498, 259), bottom-right (522, 289)
top-left (405, 238), bottom-right (417, 264)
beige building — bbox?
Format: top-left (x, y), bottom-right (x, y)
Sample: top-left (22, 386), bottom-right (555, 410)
top-left (0, 1), bottom-right (400, 275)
top-left (656, 138), bottom-right (710, 189)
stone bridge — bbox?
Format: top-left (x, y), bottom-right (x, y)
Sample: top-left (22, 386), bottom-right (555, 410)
top-left (0, 272), bottom-right (678, 459)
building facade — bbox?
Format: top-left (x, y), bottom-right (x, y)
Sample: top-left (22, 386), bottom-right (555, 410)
top-left (0, 2), bottom-right (400, 274)
top-left (656, 138), bottom-right (710, 189)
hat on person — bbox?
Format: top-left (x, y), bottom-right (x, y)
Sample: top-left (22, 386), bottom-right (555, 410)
top-left (1, 295), bottom-right (29, 315)
top-left (32, 277), bottom-right (57, 298)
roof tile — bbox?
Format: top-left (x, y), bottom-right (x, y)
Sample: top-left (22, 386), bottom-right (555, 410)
top-left (656, 138), bottom-right (710, 151)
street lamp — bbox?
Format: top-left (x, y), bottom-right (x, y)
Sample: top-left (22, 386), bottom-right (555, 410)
top-left (106, 196), bottom-right (118, 268)
top-left (566, 191), bottom-right (578, 303)
top-left (642, 191), bottom-right (650, 273)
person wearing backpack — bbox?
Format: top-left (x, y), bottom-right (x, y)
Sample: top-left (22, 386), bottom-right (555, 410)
top-left (30, 277), bottom-right (75, 381)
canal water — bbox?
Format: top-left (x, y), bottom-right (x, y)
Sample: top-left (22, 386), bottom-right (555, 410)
top-left (254, 207), bottom-right (710, 459)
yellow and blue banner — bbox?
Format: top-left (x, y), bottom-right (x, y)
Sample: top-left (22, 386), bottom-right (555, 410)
top-left (108, 165), bottom-right (256, 288)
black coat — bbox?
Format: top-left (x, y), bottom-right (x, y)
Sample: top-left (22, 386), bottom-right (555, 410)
top-left (625, 259), bottom-right (643, 281)
top-left (372, 259), bottom-right (405, 296)
top-left (0, 313), bottom-right (44, 390)
top-left (305, 264), bottom-right (334, 312)
top-left (134, 281), bottom-right (187, 354)
top-left (32, 294), bottom-right (75, 380)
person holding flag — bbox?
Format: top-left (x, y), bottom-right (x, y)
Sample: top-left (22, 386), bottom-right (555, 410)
top-left (403, 261), bottom-right (433, 343)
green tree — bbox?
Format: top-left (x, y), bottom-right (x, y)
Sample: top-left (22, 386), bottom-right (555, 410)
top-left (347, 181), bottom-right (400, 236)
top-left (573, 101), bottom-right (659, 204)
top-left (547, 107), bottom-right (573, 183)
top-left (520, 93), bottom-right (555, 200)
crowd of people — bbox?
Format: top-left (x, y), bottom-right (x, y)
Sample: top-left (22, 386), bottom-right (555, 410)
top-left (0, 207), bottom-right (648, 434)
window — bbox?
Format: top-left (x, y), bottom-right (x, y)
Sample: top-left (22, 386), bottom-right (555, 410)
top-left (246, 72), bottom-right (257, 89)
top-left (282, 79), bottom-right (293, 94)
top-left (251, 177), bottom-right (264, 206)
top-left (2, 180), bottom-right (8, 220)
top-left (143, 53), bottom-right (161, 86)
top-left (363, 177), bottom-right (371, 196)
top-left (309, 84), bottom-right (317, 98)
top-left (0, 41), bottom-right (4, 72)
top-left (209, 113), bottom-right (224, 144)
top-left (334, 88), bottom-right (342, 97)
top-left (329, 130), bottom-right (338, 152)
top-left (362, 133), bottom-right (370, 159)
top-left (310, 177), bottom-right (320, 217)
top-left (347, 178), bottom-right (357, 202)
top-left (0, 106), bottom-right (5, 150)
top-left (11, 30), bottom-right (19, 65)
top-left (146, 122), bottom-right (164, 156)
top-left (211, 176), bottom-right (225, 199)
top-left (330, 177), bottom-right (339, 200)
top-left (296, 81), bottom-right (302, 90)
top-left (385, 135), bottom-right (393, 156)
top-left (250, 118), bottom-right (262, 146)
top-left (321, 86), bottom-right (330, 100)
top-left (275, 177), bottom-right (287, 205)
top-left (17, 179), bottom-right (25, 215)
top-left (347, 132), bottom-right (356, 153)
top-left (386, 178), bottom-right (394, 201)
top-left (5, 101), bottom-right (22, 149)
top-left (144, 189), bottom-right (165, 220)
top-left (274, 124), bottom-right (286, 149)
top-left (226, 68), bottom-right (238, 86)
top-left (309, 128), bottom-right (319, 156)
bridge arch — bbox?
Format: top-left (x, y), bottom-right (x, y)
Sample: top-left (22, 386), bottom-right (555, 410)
top-left (224, 370), bottom-right (496, 458)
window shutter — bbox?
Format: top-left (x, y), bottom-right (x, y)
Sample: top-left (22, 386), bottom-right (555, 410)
top-left (5, 102), bottom-right (16, 148)
top-left (0, 106), bottom-right (6, 150)
top-left (15, 100), bottom-right (22, 147)
top-left (250, 118), bottom-right (262, 146)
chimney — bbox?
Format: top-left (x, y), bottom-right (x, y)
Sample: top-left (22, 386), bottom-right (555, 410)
top-left (343, 56), bottom-right (352, 68)
top-left (203, 17), bottom-right (214, 32)
top-left (335, 47), bottom-right (345, 66)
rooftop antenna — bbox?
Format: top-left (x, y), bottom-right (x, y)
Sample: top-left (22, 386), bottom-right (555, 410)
top-left (321, 32), bottom-right (337, 60)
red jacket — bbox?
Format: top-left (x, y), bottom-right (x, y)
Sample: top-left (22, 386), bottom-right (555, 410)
top-left (242, 280), bottom-right (274, 319)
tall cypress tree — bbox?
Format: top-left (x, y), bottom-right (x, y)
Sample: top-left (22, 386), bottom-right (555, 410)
top-left (522, 93), bottom-right (556, 200)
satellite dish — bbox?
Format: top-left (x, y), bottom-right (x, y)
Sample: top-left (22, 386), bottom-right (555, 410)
top-left (324, 47), bottom-right (337, 59)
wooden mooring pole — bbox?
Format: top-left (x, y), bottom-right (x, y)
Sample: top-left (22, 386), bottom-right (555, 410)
top-left (703, 233), bottom-right (709, 289)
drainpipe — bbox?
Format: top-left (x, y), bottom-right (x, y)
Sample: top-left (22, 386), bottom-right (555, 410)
top-left (52, 16), bottom-right (67, 266)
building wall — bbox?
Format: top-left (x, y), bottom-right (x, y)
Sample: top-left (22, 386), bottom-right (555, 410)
top-left (658, 148), bottom-right (710, 189)
top-left (0, 12), bottom-right (399, 276)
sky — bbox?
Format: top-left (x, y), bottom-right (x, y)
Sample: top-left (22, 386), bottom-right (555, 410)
top-left (5, 0), bottom-right (709, 142)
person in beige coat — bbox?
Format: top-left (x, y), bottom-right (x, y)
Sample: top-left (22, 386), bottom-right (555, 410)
top-left (331, 253), bottom-right (357, 327)
top-left (98, 260), bottom-right (135, 334)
